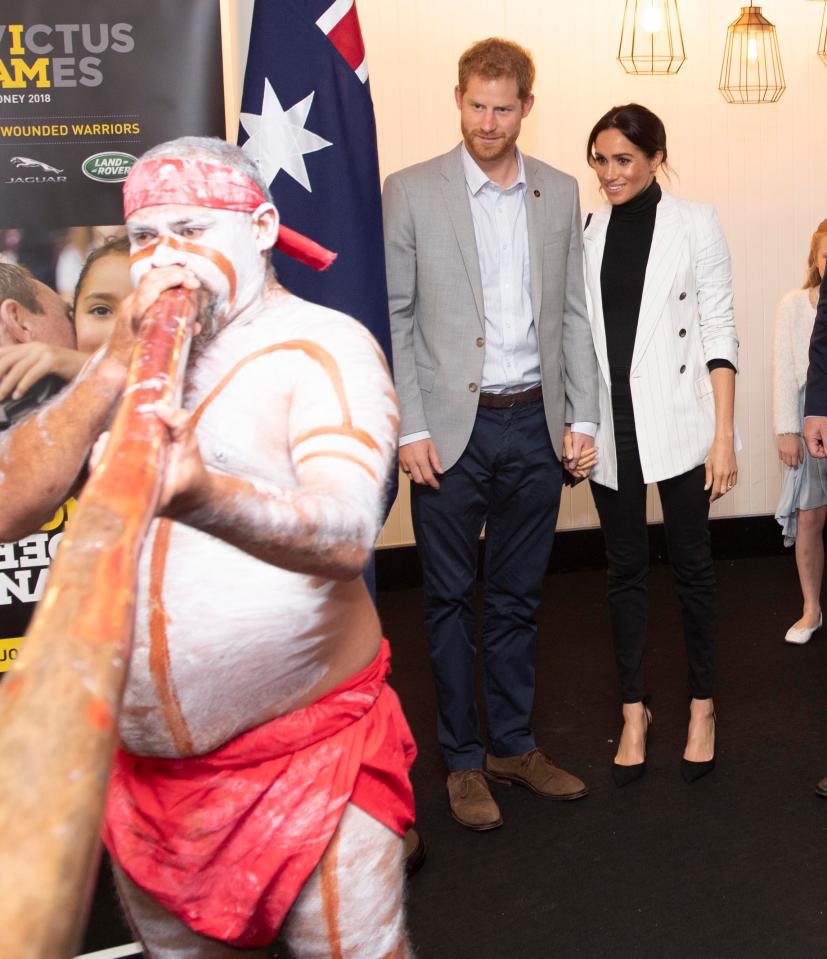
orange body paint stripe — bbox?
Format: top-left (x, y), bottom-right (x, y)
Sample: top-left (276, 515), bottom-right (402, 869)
top-left (192, 339), bottom-right (353, 428)
top-left (148, 518), bottom-right (194, 754)
top-left (292, 424), bottom-right (380, 452)
top-left (129, 237), bottom-right (238, 303)
top-left (286, 339), bottom-right (353, 424)
top-left (294, 450), bottom-right (377, 481)
top-left (320, 830), bottom-right (344, 959)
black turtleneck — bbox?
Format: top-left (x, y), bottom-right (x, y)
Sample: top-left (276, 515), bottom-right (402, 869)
top-left (599, 178), bottom-right (734, 437)
top-left (600, 178), bottom-right (661, 391)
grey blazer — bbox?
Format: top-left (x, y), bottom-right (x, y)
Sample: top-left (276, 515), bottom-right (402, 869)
top-left (383, 144), bottom-right (599, 471)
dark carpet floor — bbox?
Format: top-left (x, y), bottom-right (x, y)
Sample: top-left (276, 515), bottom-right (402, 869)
top-left (80, 551), bottom-right (827, 959)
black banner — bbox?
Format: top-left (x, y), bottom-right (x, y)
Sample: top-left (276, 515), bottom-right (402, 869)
top-left (0, 1), bottom-right (225, 228)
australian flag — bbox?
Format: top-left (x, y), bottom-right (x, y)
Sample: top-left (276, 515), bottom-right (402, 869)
top-left (237, 0), bottom-right (391, 364)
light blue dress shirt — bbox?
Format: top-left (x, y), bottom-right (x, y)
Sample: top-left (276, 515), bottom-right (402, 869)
top-left (400, 144), bottom-right (594, 446)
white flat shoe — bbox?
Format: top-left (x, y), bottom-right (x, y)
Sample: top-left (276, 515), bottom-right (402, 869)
top-left (785, 614), bottom-right (822, 645)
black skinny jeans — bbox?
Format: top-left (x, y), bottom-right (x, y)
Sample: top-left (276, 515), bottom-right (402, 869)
top-left (590, 422), bottom-right (716, 704)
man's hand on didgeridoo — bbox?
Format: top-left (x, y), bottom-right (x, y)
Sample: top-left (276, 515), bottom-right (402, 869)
top-left (90, 401), bottom-right (209, 516)
top-left (153, 400), bottom-right (211, 514)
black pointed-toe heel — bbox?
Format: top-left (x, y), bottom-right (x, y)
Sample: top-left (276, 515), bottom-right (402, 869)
top-left (681, 712), bottom-right (716, 784)
top-left (681, 754), bottom-right (715, 783)
top-left (612, 758), bottom-right (646, 787)
top-left (611, 703), bottom-right (652, 787)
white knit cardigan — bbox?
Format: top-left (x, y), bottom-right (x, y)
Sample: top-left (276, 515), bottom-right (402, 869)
top-left (773, 287), bottom-right (817, 435)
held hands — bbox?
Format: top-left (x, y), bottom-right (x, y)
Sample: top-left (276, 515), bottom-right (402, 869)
top-left (803, 416), bottom-right (827, 459)
top-left (562, 426), bottom-right (598, 479)
top-left (776, 433), bottom-right (804, 469)
top-left (399, 438), bottom-right (444, 489)
top-left (704, 435), bottom-right (737, 501)
top-left (0, 342), bottom-right (87, 400)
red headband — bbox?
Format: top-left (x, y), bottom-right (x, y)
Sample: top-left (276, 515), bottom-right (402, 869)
top-left (122, 156), bottom-right (337, 272)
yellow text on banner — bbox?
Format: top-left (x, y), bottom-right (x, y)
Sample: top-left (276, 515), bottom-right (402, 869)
top-left (0, 636), bottom-right (22, 672)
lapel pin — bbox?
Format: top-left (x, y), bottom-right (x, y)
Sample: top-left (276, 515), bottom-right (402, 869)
top-left (533, 189), bottom-right (541, 197)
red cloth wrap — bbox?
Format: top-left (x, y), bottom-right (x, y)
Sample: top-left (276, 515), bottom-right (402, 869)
top-left (102, 639), bottom-right (416, 947)
top-left (123, 156), bottom-right (338, 272)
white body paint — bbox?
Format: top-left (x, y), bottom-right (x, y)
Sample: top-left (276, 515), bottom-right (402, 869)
top-left (119, 288), bottom-right (398, 757)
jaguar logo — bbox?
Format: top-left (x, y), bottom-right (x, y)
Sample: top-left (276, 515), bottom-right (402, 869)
top-left (10, 156), bottom-right (63, 174)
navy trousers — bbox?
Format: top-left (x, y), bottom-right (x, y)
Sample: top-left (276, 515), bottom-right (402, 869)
top-left (411, 399), bottom-right (563, 771)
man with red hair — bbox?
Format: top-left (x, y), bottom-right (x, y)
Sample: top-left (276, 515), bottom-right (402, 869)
top-left (0, 136), bottom-right (416, 958)
top-left (384, 38), bottom-right (597, 831)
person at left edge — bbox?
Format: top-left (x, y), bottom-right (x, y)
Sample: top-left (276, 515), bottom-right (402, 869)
top-left (383, 37), bottom-right (599, 831)
top-left (0, 263), bottom-right (75, 673)
top-left (0, 137), bottom-right (417, 957)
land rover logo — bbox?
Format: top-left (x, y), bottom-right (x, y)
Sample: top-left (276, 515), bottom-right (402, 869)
top-left (82, 152), bottom-right (136, 183)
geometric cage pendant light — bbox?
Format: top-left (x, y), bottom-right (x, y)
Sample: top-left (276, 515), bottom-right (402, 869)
top-left (617, 0), bottom-right (686, 75)
top-left (806, 0), bottom-right (827, 67)
top-left (719, 5), bottom-right (786, 103)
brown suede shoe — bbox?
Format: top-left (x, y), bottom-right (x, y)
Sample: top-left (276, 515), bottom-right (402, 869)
top-left (816, 776), bottom-right (827, 798)
top-left (446, 769), bottom-right (503, 830)
top-left (485, 748), bottom-right (589, 800)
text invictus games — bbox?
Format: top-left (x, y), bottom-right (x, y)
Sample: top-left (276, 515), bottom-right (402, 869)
top-left (0, 22), bottom-right (135, 89)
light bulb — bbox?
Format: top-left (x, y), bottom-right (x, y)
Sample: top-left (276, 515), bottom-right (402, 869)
top-left (641, 2), bottom-right (664, 34)
top-left (747, 36), bottom-right (759, 62)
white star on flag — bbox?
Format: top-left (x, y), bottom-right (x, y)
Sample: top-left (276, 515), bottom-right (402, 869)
top-left (240, 78), bottom-right (332, 192)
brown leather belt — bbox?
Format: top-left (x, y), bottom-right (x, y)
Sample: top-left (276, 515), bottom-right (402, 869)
top-left (478, 384), bottom-right (543, 409)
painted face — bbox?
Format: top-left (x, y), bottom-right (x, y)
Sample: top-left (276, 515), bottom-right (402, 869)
top-left (73, 252), bottom-right (132, 354)
top-left (455, 73), bottom-right (533, 170)
top-left (815, 236), bottom-right (827, 283)
top-left (126, 203), bottom-right (268, 330)
top-left (591, 128), bottom-right (663, 205)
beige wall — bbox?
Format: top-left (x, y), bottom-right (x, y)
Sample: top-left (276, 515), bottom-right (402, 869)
top-left (224, 0), bottom-right (827, 547)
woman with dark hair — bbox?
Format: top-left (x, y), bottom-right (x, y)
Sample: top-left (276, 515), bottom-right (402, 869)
top-left (582, 103), bottom-right (738, 785)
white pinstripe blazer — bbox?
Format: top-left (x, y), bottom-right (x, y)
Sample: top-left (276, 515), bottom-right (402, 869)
top-left (583, 191), bottom-right (739, 489)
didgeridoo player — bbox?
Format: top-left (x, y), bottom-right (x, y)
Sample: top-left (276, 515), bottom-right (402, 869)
top-left (0, 136), bottom-right (416, 959)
